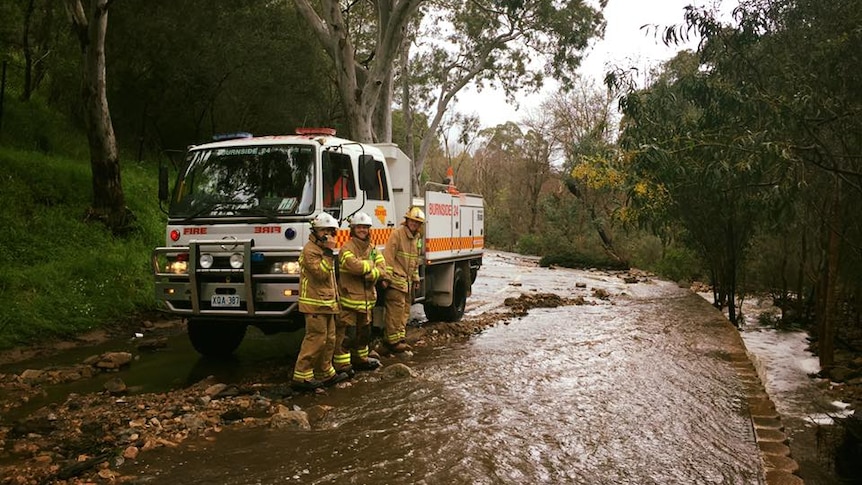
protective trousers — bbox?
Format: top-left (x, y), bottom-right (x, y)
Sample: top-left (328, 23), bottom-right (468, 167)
top-left (384, 288), bottom-right (410, 345)
top-left (293, 313), bottom-right (337, 382)
top-left (334, 310), bottom-right (372, 370)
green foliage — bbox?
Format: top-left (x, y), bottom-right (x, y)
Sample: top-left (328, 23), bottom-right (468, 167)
top-left (650, 246), bottom-right (703, 284)
top-left (0, 94), bottom-right (87, 158)
top-left (105, 0), bottom-right (337, 153)
top-left (539, 251), bottom-right (629, 271)
top-left (608, 0), bottom-right (862, 331)
top-left (0, 144), bottom-right (162, 349)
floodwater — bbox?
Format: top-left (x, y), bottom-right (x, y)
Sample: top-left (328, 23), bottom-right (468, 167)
top-left (735, 296), bottom-right (856, 484)
top-left (122, 252), bottom-right (763, 484)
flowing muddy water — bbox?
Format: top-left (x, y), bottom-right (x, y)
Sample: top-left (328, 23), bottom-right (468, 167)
top-left (121, 253), bottom-right (763, 484)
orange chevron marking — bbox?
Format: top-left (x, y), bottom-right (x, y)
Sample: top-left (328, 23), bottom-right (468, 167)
top-left (334, 230), bottom-right (483, 253)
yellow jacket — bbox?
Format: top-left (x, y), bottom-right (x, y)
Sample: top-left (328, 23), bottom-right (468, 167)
top-left (298, 235), bottom-right (339, 314)
top-left (338, 236), bottom-right (387, 313)
top-left (383, 224), bottom-right (422, 294)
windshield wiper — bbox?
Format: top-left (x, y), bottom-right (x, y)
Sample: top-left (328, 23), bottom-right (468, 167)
top-left (180, 200), bottom-right (244, 222)
top-left (243, 206), bottom-right (281, 221)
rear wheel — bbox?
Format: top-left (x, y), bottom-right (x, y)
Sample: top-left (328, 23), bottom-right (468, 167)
top-left (187, 319), bottom-right (247, 358)
top-left (424, 268), bottom-right (467, 323)
top-left (423, 303), bottom-right (444, 323)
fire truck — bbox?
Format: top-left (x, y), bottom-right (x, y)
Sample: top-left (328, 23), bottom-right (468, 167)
top-left (152, 129), bottom-right (484, 357)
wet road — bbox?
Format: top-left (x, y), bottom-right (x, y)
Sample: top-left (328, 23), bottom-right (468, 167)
top-left (122, 252), bottom-right (763, 484)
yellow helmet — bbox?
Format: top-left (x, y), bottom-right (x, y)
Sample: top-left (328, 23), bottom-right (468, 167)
top-left (404, 206), bottom-right (426, 223)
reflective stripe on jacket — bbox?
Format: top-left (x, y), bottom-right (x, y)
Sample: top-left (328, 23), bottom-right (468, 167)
top-left (338, 237), bottom-right (387, 312)
top-left (383, 224), bottom-right (422, 293)
top-left (298, 235), bottom-right (339, 314)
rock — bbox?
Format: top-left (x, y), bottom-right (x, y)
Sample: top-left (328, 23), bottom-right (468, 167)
top-left (83, 354), bottom-right (101, 365)
top-left (58, 368), bottom-right (84, 382)
top-left (394, 350), bottom-right (414, 361)
top-left (305, 405), bottom-right (333, 425)
top-left (382, 363), bottom-right (418, 379)
top-left (182, 413), bottom-right (208, 430)
top-left (94, 352), bottom-right (133, 370)
top-left (123, 445), bottom-right (141, 460)
top-left (136, 337), bottom-right (168, 351)
top-left (592, 288), bottom-right (610, 300)
top-left (104, 377), bottom-right (127, 394)
top-left (215, 385), bottom-right (240, 398)
top-left (129, 418), bottom-right (147, 428)
top-left (33, 453), bottom-right (52, 464)
top-left (270, 405), bottom-right (310, 430)
top-left (575, 282), bottom-right (587, 288)
top-left (219, 409), bottom-right (244, 423)
top-left (98, 468), bottom-right (119, 480)
top-left (19, 369), bottom-right (44, 383)
top-left (204, 383), bottom-right (228, 398)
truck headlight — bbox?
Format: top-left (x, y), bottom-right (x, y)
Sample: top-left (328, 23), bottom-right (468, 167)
top-left (167, 260), bottom-right (188, 274)
top-left (271, 261), bottom-right (300, 274)
top-left (199, 253), bottom-right (214, 269)
top-left (229, 253), bottom-right (244, 269)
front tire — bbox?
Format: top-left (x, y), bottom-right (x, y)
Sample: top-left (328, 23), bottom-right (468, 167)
top-left (187, 319), bottom-right (247, 358)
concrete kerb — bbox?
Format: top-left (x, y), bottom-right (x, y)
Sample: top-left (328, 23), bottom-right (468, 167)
top-left (725, 327), bottom-right (805, 485)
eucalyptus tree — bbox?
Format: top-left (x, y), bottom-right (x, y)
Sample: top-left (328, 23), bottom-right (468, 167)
top-left (613, 48), bottom-right (789, 325)
top-left (647, 0), bottom-right (862, 366)
top-left (705, 0), bottom-right (862, 365)
top-left (64, 0), bottom-right (128, 233)
top-left (292, 0), bottom-right (606, 189)
top-left (547, 84), bottom-right (625, 263)
top-left (403, 0), bottom-right (606, 187)
top-left (470, 122), bottom-right (523, 249)
top-left (612, 0), bottom-right (862, 344)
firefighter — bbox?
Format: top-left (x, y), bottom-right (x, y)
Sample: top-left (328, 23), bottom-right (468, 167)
top-left (382, 206), bottom-right (425, 353)
top-left (292, 212), bottom-right (350, 391)
top-left (333, 212), bottom-right (386, 375)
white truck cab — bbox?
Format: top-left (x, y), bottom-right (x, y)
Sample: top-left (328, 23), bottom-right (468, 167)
top-left (153, 129), bottom-right (483, 357)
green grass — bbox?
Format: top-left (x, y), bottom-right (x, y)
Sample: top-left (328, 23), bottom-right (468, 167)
top-left (0, 96), bottom-right (165, 349)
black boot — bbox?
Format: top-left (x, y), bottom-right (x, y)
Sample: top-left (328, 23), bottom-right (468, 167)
top-left (322, 371), bottom-right (349, 387)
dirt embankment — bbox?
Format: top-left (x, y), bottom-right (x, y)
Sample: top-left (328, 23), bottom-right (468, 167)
top-left (0, 290), bottom-right (605, 485)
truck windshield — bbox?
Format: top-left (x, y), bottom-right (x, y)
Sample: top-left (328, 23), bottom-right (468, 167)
top-left (170, 144), bottom-right (315, 219)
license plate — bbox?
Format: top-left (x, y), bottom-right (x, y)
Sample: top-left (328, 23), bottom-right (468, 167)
top-left (211, 294), bottom-right (240, 307)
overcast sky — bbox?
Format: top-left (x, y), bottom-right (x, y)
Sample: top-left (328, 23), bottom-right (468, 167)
top-left (456, 0), bottom-right (736, 128)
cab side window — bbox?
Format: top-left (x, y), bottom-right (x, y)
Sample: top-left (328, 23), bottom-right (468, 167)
top-left (365, 160), bottom-right (389, 201)
top-left (322, 152), bottom-right (356, 207)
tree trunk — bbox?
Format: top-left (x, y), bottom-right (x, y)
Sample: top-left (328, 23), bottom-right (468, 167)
top-left (564, 178), bottom-right (626, 264)
top-left (292, 0), bottom-right (420, 143)
top-left (67, 0), bottom-right (128, 233)
top-left (818, 192), bottom-right (842, 370)
top-left (399, 41), bottom-right (418, 191)
top-left (21, 0), bottom-right (36, 101)
top-left (795, 230), bottom-right (806, 322)
top-left (373, 69), bottom-right (394, 143)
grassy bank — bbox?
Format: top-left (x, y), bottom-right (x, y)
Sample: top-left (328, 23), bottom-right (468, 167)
top-left (0, 97), bottom-right (165, 349)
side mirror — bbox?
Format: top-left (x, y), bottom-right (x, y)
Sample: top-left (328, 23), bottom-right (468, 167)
top-left (158, 162), bottom-right (169, 202)
top-left (358, 154), bottom-right (376, 191)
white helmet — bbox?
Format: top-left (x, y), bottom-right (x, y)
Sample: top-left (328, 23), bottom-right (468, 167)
top-left (350, 212), bottom-right (373, 227)
top-left (311, 212), bottom-right (339, 230)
